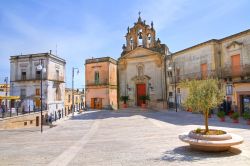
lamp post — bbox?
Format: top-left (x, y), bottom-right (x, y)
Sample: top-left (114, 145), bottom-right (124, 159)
top-left (4, 77), bottom-right (8, 115)
top-left (37, 59), bottom-right (46, 133)
top-left (72, 67), bottom-right (79, 117)
top-left (168, 62), bottom-right (177, 112)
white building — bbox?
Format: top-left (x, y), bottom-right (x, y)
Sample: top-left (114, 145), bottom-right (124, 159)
top-left (10, 51), bottom-right (66, 114)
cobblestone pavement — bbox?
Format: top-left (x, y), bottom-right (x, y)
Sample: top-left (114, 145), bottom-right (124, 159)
top-left (0, 109), bottom-right (250, 166)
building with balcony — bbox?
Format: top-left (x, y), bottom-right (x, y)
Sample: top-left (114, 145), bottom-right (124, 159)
top-left (167, 29), bottom-right (250, 114)
top-left (85, 57), bottom-right (117, 110)
top-left (10, 51), bottom-right (66, 115)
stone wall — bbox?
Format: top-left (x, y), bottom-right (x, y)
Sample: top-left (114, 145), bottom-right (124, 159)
top-left (0, 110), bottom-right (48, 130)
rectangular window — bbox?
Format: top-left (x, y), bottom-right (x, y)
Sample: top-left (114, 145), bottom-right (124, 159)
top-left (20, 89), bottom-right (26, 99)
top-left (169, 92), bottom-right (173, 96)
top-left (36, 88), bottom-right (40, 95)
top-left (94, 71), bottom-right (99, 84)
top-left (68, 94), bottom-right (71, 103)
top-left (177, 88), bottom-right (181, 93)
top-left (36, 71), bottom-right (41, 79)
top-left (21, 72), bottom-right (26, 80)
top-left (56, 70), bottom-right (59, 80)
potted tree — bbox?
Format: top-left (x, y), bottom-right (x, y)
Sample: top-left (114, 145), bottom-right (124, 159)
top-left (243, 112), bottom-right (250, 125)
top-left (139, 95), bottom-right (150, 108)
top-left (179, 79), bottom-right (243, 151)
top-left (217, 111), bottom-right (225, 122)
top-left (120, 96), bottom-right (129, 108)
top-left (231, 112), bottom-right (239, 123)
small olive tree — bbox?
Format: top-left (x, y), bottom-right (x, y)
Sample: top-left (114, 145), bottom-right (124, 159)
top-left (181, 79), bottom-right (224, 133)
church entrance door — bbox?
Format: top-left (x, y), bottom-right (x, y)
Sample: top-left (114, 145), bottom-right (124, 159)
top-left (137, 84), bottom-right (146, 106)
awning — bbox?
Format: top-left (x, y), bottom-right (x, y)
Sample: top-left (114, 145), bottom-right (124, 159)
top-left (0, 96), bottom-right (20, 100)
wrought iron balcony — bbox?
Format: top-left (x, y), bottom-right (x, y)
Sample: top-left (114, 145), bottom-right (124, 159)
top-left (220, 64), bottom-right (250, 78)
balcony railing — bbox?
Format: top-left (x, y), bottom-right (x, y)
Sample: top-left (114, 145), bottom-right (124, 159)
top-left (168, 70), bottom-right (217, 84)
top-left (220, 64), bottom-right (250, 78)
top-left (86, 79), bottom-right (108, 86)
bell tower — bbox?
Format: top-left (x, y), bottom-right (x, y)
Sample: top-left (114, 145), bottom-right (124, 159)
top-left (123, 12), bottom-right (156, 52)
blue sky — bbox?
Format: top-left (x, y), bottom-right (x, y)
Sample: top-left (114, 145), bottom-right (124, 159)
top-left (0, 0), bottom-right (250, 89)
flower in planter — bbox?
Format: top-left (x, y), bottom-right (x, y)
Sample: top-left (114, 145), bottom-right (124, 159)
top-left (120, 96), bottom-right (129, 104)
top-left (243, 112), bottom-right (250, 125)
top-left (231, 112), bottom-right (239, 123)
top-left (217, 111), bottom-right (225, 122)
top-left (139, 95), bottom-right (150, 104)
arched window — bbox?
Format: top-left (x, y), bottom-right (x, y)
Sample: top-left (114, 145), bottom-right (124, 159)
top-left (138, 29), bottom-right (143, 46)
top-left (130, 37), bottom-right (134, 50)
top-left (147, 34), bottom-right (151, 47)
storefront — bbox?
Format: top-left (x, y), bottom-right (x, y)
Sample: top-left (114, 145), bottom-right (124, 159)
top-left (233, 83), bottom-right (250, 114)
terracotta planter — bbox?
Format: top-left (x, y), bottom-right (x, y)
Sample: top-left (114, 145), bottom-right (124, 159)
top-left (141, 104), bottom-right (146, 108)
top-left (233, 119), bottom-right (239, 123)
top-left (220, 117), bottom-right (225, 122)
top-left (122, 103), bottom-right (128, 108)
top-left (247, 120), bottom-right (250, 125)
top-left (208, 114), bottom-right (212, 118)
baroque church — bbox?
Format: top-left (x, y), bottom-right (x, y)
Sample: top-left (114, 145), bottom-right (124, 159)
top-left (118, 14), bottom-right (170, 109)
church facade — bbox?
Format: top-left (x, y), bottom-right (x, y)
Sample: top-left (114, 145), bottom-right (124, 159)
top-left (118, 15), bottom-right (170, 109)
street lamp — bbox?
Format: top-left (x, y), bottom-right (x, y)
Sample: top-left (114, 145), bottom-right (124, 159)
top-left (168, 61), bottom-right (177, 112)
top-left (37, 59), bottom-right (46, 133)
top-left (72, 67), bottom-right (79, 117)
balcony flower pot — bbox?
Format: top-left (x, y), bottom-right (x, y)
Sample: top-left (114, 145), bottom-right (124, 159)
top-left (217, 111), bottom-right (225, 122)
top-left (231, 112), bottom-right (239, 123)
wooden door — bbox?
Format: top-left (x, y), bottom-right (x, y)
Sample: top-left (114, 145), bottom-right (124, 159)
top-left (91, 98), bottom-right (94, 109)
top-left (201, 63), bottom-right (207, 79)
top-left (137, 84), bottom-right (146, 106)
top-left (231, 54), bottom-right (240, 76)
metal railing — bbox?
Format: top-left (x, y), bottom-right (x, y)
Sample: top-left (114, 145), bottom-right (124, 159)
top-left (220, 64), bottom-right (250, 78)
top-left (168, 70), bottom-right (217, 84)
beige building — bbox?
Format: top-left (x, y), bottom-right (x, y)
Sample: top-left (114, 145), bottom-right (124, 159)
top-left (85, 57), bottom-right (117, 110)
top-left (64, 88), bottom-right (85, 108)
top-left (118, 15), bottom-right (170, 109)
top-left (167, 29), bottom-right (250, 114)
top-left (10, 51), bottom-right (66, 115)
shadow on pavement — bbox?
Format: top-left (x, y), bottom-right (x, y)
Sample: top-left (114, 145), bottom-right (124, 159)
top-left (159, 146), bottom-right (241, 162)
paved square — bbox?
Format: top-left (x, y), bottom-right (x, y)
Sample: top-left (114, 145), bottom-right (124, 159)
top-left (0, 110), bottom-right (250, 166)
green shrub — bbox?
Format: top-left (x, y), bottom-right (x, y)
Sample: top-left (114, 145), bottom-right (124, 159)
top-left (139, 95), bottom-right (150, 104)
top-left (217, 111), bottom-right (225, 118)
top-left (120, 96), bottom-right (129, 104)
top-left (243, 112), bottom-right (250, 120)
top-left (195, 128), bottom-right (202, 133)
top-left (231, 112), bottom-right (239, 120)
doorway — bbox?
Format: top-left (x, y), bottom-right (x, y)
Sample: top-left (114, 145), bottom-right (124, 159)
top-left (91, 98), bottom-right (102, 109)
top-left (137, 84), bottom-right (146, 106)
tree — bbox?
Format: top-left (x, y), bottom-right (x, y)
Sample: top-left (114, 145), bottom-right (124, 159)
top-left (181, 79), bottom-right (224, 133)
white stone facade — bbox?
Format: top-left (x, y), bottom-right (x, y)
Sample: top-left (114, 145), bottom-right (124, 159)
top-left (10, 52), bottom-right (66, 115)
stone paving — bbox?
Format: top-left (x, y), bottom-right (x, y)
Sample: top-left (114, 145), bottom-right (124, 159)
top-left (0, 109), bottom-right (250, 166)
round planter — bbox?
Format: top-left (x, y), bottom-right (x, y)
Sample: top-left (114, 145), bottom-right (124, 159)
top-left (220, 117), bottom-right (225, 122)
top-left (179, 130), bottom-right (243, 152)
top-left (122, 103), bottom-right (128, 108)
top-left (233, 119), bottom-right (239, 123)
top-left (141, 104), bottom-right (146, 108)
